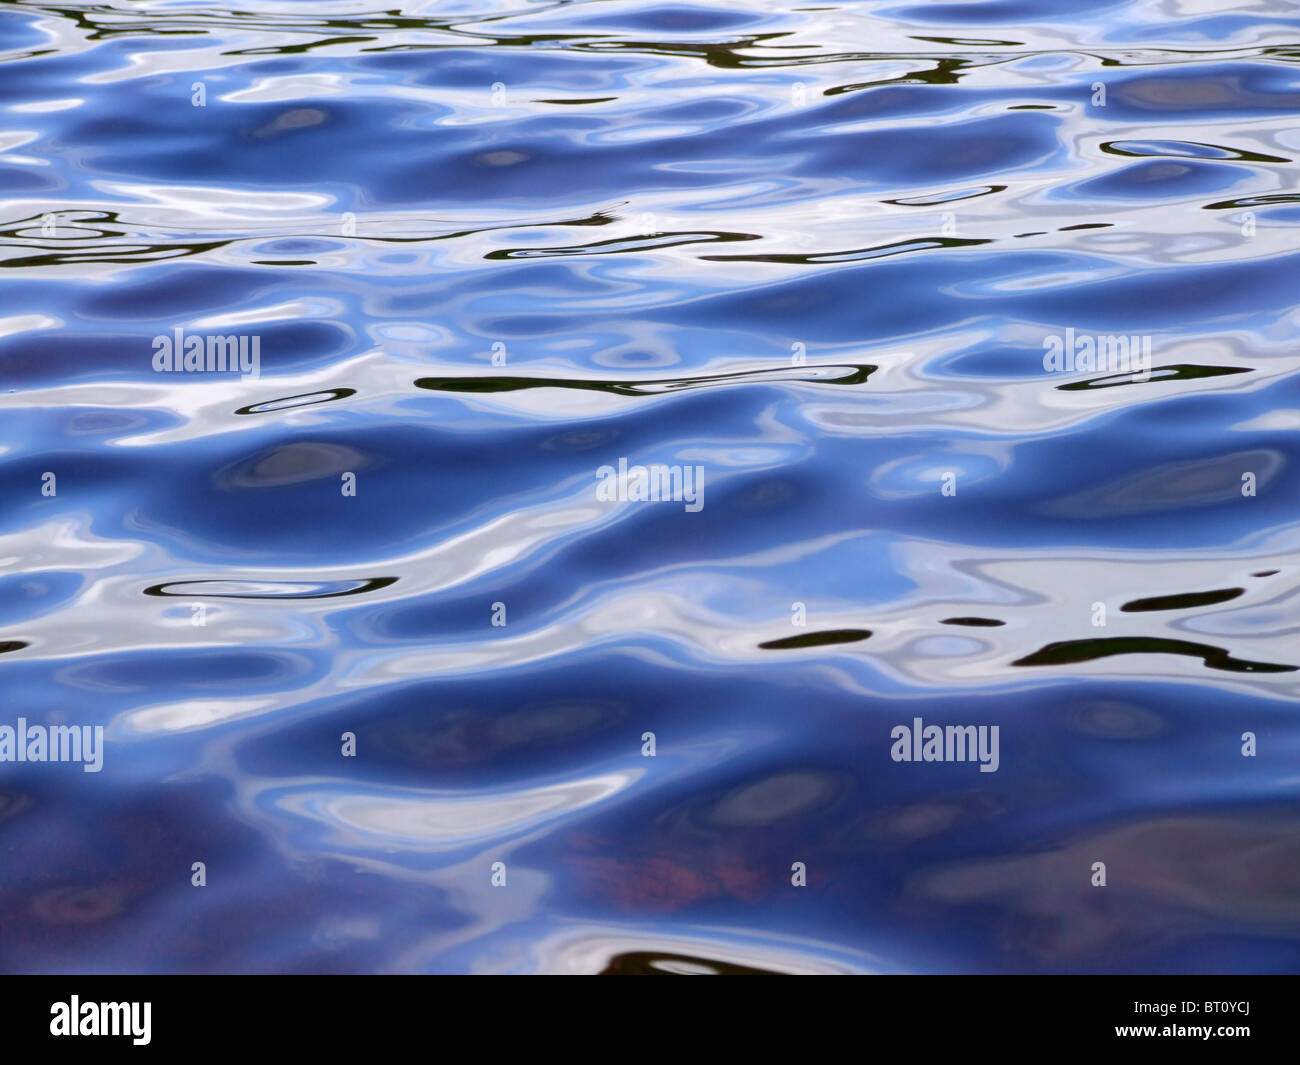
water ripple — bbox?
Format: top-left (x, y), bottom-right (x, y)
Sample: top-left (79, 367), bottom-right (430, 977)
top-left (3, 0), bottom-right (1299, 975)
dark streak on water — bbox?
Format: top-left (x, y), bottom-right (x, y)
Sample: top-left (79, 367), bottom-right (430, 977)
top-left (1121, 587), bottom-right (1244, 612)
top-left (1013, 637), bottom-right (1297, 674)
top-left (415, 363), bottom-right (876, 395)
top-left (758, 628), bottom-right (872, 650)
top-left (1, 0), bottom-right (1299, 974)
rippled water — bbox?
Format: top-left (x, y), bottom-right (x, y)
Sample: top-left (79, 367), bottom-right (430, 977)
top-left (2, 0), bottom-right (1299, 974)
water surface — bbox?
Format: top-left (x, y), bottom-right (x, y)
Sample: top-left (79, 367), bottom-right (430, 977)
top-left (2, 0), bottom-right (1299, 973)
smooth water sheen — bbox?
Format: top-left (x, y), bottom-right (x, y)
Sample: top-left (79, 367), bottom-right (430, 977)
top-left (2, 0), bottom-right (1299, 974)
